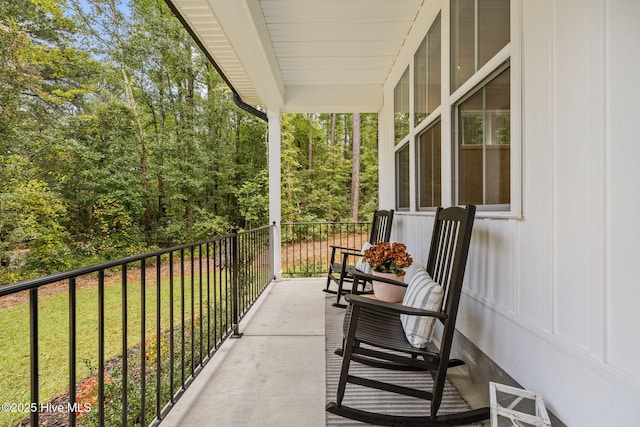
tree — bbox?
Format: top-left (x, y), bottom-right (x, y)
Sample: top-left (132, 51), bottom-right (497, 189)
top-left (350, 113), bottom-right (361, 221)
top-left (68, 0), bottom-right (154, 231)
top-left (1, 179), bottom-right (71, 276)
top-left (330, 113), bottom-right (336, 146)
top-left (60, 101), bottom-right (143, 246)
top-left (278, 113), bottom-right (377, 223)
top-left (0, 0), bottom-right (382, 283)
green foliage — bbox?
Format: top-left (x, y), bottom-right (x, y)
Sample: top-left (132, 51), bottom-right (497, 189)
top-left (0, 178), bottom-right (72, 275)
top-left (0, 0), bottom-right (379, 284)
top-left (237, 170), bottom-right (269, 228)
top-left (191, 210), bottom-right (232, 241)
top-left (280, 113), bottom-right (379, 222)
top-left (90, 196), bottom-right (147, 259)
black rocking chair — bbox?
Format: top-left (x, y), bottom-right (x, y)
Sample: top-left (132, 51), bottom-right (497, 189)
top-left (323, 209), bottom-right (394, 308)
top-left (326, 205), bottom-right (490, 426)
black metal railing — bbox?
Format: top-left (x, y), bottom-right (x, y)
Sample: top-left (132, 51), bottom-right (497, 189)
top-left (0, 225), bottom-right (272, 427)
top-left (281, 221), bottom-right (371, 278)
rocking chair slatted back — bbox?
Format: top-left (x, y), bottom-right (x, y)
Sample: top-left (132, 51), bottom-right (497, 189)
top-left (426, 206), bottom-right (476, 420)
top-left (327, 205), bottom-right (488, 426)
top-left (427, 207), bottom-right (469, 324)
top-left (370, 209), bottom-right (394, 244)
top-left (323, 209), bottom-right (394, 307)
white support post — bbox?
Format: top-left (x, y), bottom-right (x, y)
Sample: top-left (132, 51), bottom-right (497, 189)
top-left (267, 109), bottom-right (282, 281)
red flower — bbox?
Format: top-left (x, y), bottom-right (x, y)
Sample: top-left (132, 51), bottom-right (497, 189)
top-left (363, 242), bottom-right (413, 276)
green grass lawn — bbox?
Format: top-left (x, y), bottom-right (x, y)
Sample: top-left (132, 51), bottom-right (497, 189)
top-left (0, 273), bottom-right (230, 426)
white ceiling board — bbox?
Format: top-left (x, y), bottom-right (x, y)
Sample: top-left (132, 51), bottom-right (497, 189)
top-left (168, 0), bottom-right (424, 112)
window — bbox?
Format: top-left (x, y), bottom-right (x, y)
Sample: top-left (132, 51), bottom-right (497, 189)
top-left (451, 0), bottom-right (510, 93)
top-left (414, 15), bottom-right (441, 125)
top-left (417, 120), bottom-right (441, 209)
top-left (390, 1), bottom-right (515, 215)
top-left (396, 143), bottom-right (410, 210)
top-left (456, 67), bottom-right (510, 206)
top-left (414, 39), bottom-right (428, 125)
top-left (394, 67), bottom-right (410, 144)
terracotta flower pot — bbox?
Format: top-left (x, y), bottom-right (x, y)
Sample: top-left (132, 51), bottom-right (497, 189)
top-left (372, 271), bottom-right (405, 302)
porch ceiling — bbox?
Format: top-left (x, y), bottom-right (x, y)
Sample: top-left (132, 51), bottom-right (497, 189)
top-left (165, 0), bottom-right (423, 113)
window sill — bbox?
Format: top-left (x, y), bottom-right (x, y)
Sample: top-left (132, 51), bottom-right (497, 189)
top-left (396, 209), bottom-right (523, 220)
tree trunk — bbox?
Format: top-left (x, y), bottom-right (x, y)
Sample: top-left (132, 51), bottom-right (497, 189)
top-left (350, 113), bottom-right (361, 221)
top-left (121, 66), bottom-right (151, 233)
top-left (185, 64), bottom-right (196, 232)
top-left (330, 113), bottom-right (336, 146)
top-left (156, 64), bottom-right (167, 223)
top-left (343, 114), bottom-right (350, 160)
top-left (308, 113), bottom-right (313, 170)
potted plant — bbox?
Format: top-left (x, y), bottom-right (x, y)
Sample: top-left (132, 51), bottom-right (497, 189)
top-left (362, 242), bottom-right (413, 302)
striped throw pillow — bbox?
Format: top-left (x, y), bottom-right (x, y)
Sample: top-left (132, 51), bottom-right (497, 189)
top-left (400, 268), bottom-right (444, 348)
top-left (354, 242), bottom-right (373, 274)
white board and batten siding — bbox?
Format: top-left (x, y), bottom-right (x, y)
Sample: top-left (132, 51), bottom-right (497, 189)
top-left (378, 1), bottom-right (640, 425)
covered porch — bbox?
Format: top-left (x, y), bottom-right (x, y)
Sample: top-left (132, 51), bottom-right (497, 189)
top-left (161, 0), bottom-right (640, 424)
top-left (160, 279), bottom-right (326, 426)
top-left (160, 279), bottom-right (488, 426)
top-left (4, 0), bottom-right (638, 425)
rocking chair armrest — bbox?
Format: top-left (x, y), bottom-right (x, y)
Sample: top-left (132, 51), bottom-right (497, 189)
top-left (351, 271), bottom-right (407, 288)
top-left (333, 249), bottom-right (364, 269)
top-left (329, 244), bottom-right (359, 263)
top-left (329, 244), bottom-right (359, 252)
top-left (345, 294), bottom-right (447, 319)
top-left (340, 248), bottom-right (362, 258)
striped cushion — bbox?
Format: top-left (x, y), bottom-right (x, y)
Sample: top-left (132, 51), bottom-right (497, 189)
top-left (354, 242), bottom-right (373, 274)
top-left (400, 268), bottom-right (444, 348)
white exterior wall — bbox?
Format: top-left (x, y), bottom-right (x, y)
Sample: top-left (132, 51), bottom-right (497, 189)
top-left (379, 1), bottom-right (640, 425)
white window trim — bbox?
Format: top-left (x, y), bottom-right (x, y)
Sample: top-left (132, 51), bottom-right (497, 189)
top-left (452, 61), bottom-right (512, 211)
top-left (392, 0), bottom-right (522, 219)
top-left (395, 141), bottom-right (411, 211)
top-left (416, 118), bottom-right (443, 212)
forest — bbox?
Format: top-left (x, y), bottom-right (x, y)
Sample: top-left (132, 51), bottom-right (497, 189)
top-left (0, 0), bottom-right (379, 284)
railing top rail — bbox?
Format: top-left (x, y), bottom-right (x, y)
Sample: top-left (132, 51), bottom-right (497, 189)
top-left (0, 225), bottom-right (273, 297)
top-left (282, 221), bottom-right (370, 226)
top-left (236, 224), bottom-right (271, 236)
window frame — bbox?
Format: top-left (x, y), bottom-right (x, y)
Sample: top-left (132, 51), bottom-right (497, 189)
top-left (450, 0), bottom-right (511, 94)
top-left (448, 1), bottom-right (522, 217)
top-left (416, 118), bottom-right (442, 211)
top-left (453, 63), bottom-right (511, 210)
top-left (395, 141), bottom-right (411, 211)
top-left (414, 13), bottom-right (442, 128)
top-left (387, 0), bottom-right (521, 218)
top-left (394, 67), bottom-right (410, 145)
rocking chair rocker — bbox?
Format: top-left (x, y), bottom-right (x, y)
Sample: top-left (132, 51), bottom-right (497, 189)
top-left (326, 205), bottom-right (490, 426)
top-left (323, 209), bottom-right (394, 308)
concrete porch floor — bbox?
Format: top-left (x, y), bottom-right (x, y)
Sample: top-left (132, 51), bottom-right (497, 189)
top-left (160, 279), bottom-right (488, 426)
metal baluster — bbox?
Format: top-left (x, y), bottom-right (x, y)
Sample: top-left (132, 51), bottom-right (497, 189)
top-left (213, 240), bottom-right (219, 348)
top-left (206, 242), bottom-right (211, 354)
top-left (68, 278), bottom-right (76, 427)
top-left (180, 249), bottom-right (185, 386)
top-left (231, 225), bottom-right (242, 338)
top-left (140, 260), bottom-right (146, 427)
top-left (98, 270), bottom-right (105, 427)
top-left (29, 288), bottom-right (39, 426)
top-left (190, 248), bottom-right (195, 376)
top-left (122, 265), bottom-right (129, 426)
top-left (155, 255), bottom-right (161, 420)
top-left (168, 253), bottom-right (175, 401)
top-left (198, 244), bottom-right (203, 365)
